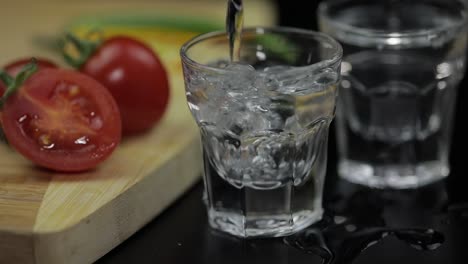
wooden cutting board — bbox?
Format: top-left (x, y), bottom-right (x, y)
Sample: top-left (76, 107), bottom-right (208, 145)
top-left (0, 34), bottom-right (203, 264)
top-left (0, 1), bottom-right (276, 263)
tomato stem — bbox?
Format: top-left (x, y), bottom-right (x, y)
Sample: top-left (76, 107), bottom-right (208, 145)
top-left (0, 59), bottom-right (38, 109)
top-left (63, 32), bottom-right (103, 68)
top-left (0, 72), bottom-right (14, 87)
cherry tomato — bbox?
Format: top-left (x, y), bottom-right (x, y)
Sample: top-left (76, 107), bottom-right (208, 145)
top-left (1, 68), bottom-right (121, 172)
top-left (0, 58), bottom-right (57, 96)
top-left (80, 36), bottom-right (170, 136)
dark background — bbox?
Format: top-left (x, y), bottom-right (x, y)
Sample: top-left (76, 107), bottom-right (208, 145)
top-left (97, 1), bottom-right (468, 263)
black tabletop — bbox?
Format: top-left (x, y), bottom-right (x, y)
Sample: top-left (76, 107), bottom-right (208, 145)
top-left (97, 170), bottom-right (468, 264)
top-left (98, 1), bottom-right (468, 263)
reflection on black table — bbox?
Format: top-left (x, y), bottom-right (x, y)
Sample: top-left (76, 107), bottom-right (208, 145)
top-left (98, 170), bottom-right (468, 264)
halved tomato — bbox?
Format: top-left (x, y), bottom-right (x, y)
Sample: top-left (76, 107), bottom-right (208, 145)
top-left (1, 68), bottom-right (121, 172)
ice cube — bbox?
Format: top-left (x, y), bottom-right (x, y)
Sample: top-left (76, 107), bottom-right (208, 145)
top-left (260, 66), bottom-right (338, 95)
top-left (223, 63), bottom-right (257, 91)
top-left (260, 65), bottom-right (295, 92)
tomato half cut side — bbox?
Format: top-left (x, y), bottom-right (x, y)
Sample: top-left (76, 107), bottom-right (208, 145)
top-left (1, 68), bottom-right (121, 172)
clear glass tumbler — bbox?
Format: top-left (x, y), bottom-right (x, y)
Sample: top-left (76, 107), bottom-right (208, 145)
top-left (180, 27), bottom-right (342, 237)
top-left (319, 0), bottom-right (468, 189)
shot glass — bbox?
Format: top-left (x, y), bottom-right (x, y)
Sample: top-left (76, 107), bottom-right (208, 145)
top-left (319, 0), bottom-right (468, 189)
top-left (180, 27), bottom-right (342, 237)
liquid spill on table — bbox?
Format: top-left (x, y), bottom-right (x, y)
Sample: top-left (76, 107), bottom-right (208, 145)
top-left (97, 171), bottom-right (468, 264)
top-left (281, 176), bottom-right (450, 262)
top-left (284, 201), bottom-right (444, 263)
top-left (281, 172), bottom-right (468, 263)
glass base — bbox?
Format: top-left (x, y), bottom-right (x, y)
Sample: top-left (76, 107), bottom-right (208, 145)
top-left (338, 160), bottom-right (449, 189)
top-left (207, 208), bottom-right (323, 238)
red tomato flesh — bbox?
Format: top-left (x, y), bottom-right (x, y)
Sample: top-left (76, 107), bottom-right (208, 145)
top-left (1, 68), bottom-right (121, 172)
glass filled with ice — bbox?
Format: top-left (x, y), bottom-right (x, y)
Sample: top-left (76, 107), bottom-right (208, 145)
top-left (319, 0), bottom-right (467, 189)
top-left (180, 27), bottom-right (342, 237)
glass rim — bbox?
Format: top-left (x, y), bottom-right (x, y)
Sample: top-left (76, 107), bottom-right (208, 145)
top-left (180, 26), bottom-right (343, 73)
top-left (318, 0), bottom-right (468, 40)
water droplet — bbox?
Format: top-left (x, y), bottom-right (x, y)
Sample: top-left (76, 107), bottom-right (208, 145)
top-left (74, 136), bottom-right (89, 145)
top-left (293, 178), bottom-right (301, 186)
top-left (341, 79), bottom-right (351, 89)
top-left (345, 224), bottom-right (357, 232)
top-left (188, 102), bottom-right (200, 111)
top-left (255, 105), bottom-right (269, 112)
top-left (333, 216), bottom-right (347, 225)
top-left (394, 228), bottom-right (444, 251)
top-left (17, 115), bottom-right (28, 123)
top-left (437, 81), bottom-right (447, 90)
top-left (42, 143), bottom-right (55, 150)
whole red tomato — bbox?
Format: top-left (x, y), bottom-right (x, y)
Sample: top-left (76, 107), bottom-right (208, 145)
top-left (79, 36), bottom-right (170, 136)
top-left (1, 67), bottom-right (121, 172)
top-left (0, 58), bottom-right (57, 96)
